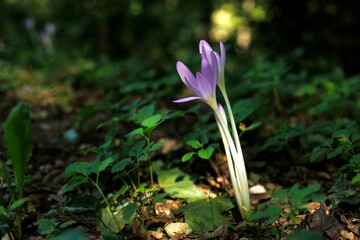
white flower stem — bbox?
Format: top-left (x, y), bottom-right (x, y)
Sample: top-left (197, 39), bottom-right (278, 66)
top-left (217, 121), bottom-right (243, 214)
top-left (213, 108), bottom-right (251, 219)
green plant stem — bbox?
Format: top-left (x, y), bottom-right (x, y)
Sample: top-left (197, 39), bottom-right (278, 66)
top-left (144, 135), bottom-right (154, 187)
top-left (220, 88), bottom-right (241, 152)
top-left (89, 178), bottom-right (122, 232)
top-left (213, 107), bottom-right (250, 219)
top-left (16, 213), bottom-right (22, 239)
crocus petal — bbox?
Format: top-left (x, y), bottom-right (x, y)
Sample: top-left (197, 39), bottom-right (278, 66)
top-left (176, 61), bottom-right (200, 96)
top-left (201, 59), bottom-right (213, 87)
top-left (173, 96), bottom-right (201, 103)
top-left (196, 72), bottom-right (213, 100)
top-left (210, 51), bottom-right (219, 92)
top-left (220, 42), bottom-right (226, 72)
top-left (218, 104), bottom-right (227, 126)
top-left (199, 40), bottom-right (214, 66)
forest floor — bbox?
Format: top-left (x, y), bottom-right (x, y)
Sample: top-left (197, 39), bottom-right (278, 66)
top-left (1, 86), bottom-right (360, 240)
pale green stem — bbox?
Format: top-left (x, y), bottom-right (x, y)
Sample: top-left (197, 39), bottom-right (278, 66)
top-left (220, 87), bottom-right (241, 153)
top-left (213, 108), bottom-right (251, 217)
top-left (217, 121), bottom-right (243, 214)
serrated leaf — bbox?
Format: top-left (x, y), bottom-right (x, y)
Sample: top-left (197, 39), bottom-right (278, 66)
top-left (157, 167), bottom-right (206, 201)
top-left (310, 146), bottom-right (329, 162)
top-left (4, 102), bottom-right (33, 199)
top-left (59, 220), bottom-right (76, 229)
top-left (175, 197), bottom-right (234, 234)
top-left (326, 147), bottom-right (343, 159)
top-left (149, 142), bottom-right (164, 152)
top-left (113, 185), bottom-right (131, 201)
top-left (129, 141), bottom-right (146, 157)
top-left (92, 157), bottom-right (114, 175)
top-left (182, 152), bottom-right (195, 162)
top-left (65, 162), bottom-right (91, 178)
top-left (249, 205), bottom-right (282, 226)
top-left (186, 140), bottom-right (202, 149)
top-left (9, 198), bottom-right (27, 211)
top-left (138, 154), bottom-right (148, 161)
top-left (290, 184), bottom-right (322, 208)
top-left (63, 176), bottom-right (89, 193)
top-left (153, 192), bottom-right (172, 204)
top-left (141, 114), bottom-right (162, 127)
top-left (111, 158), bottom-right (133, 173)
top-left (198, 147), bottom-right (215, 159)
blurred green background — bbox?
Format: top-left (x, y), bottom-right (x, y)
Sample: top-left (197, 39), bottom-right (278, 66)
top-left (1, 0), bottom-right (359, 109)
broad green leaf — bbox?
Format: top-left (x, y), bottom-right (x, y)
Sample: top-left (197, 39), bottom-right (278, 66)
top-left (125, 128), bottom-right (144, 138)
top-left (182, 152), bottom-right (195, 162)
top-left (96, 116), bottom-right (126, 129)
top-left (9, 198), bottom-right (27, 211)
top-left (157, 167), bottom-right (206, 201)
top-left (236, 108), bottom-right (254, 122)
top-left (186, 140), bottom-right (202, 149)
top-left (351, 173), bottom-right (360, 184)
top-left (141, 114), bottom-right (162, 127)
top-left (310, 146), bottom-right (329, 162)
top-left (198, 147), bottom-right (215, 159)
top-left (65, 162), bottom-right (91, 178)
top-left (59, 220), bottom-right (76, 229)
top-left (286, 230), bottom-right (322, 240)
top-left (36, 218), bottom-right (57, 235)
top-left (249, 205), bottom-right (282, 226)
top-left (92, 157), bottom-right (114, 175)
top-left (175, 197), bottom-right (234, 234)
top-left (63, 176), bottom-right (89, 193)
top-left (289, 184), bottom-right (324, 209)
top-left (111, 158), bottom-right (133, 173)
top-left (96, 203), bottom-right (139, 233)
top-left (153, 192), bottom-right (172, 204)
top-left (49, 231), bottom-right (86, 240)
top-left (332, 129), bottom-right (351, 142)
top-left (101, 229), bottom-right (119, 240)
top-left (326, 147), bottom-right (343, 159)
top-left (4, 102), bottom-right (33, 199)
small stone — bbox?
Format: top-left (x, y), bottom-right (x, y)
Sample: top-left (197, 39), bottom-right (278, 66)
top-left (150, 230), bottom-right (163, 239)
top-left (250, 184), bottom-right (266, 194)
top-left (164, 223), bottom-right (190, 237)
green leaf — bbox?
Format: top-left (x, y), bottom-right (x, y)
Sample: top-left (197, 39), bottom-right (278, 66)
top-left (289, 184), bottom-right (325, 209)
top-left (9, 198), bottom-right (27, 211)
top-left (351, 173), bottom-right (360, 184)
top-left (153, 192), bottom-right (172, 204)
top-left (175, 197), bottom-right (234, 234)
top-left (310, 146), bottom-right (329, 162)
top-left (286, 230), bottom-right (322, 240)
top-left (186, 140), bottom-right (202, 149)
top-left (4, 102), bottom-right (33, 199)
top-left (101, 229), bottom-right (119, 240)
top-left (129, 141), bottom-right (146, 157)
top-left (59, 220), bottom-right (76, 229)
top-left (111, 158), bottom-right (133, 173)
top-left (182, 152), bottom-right (195, 162)
top-left (326, 147), bottom-right (343, 159)
top-left (96, 203), bottom-right (139, 233)
top-left (63, 176), bottom-right (89, 193)
top-left (236, 108), bottom-right (255, 122)
top-left (149, 142), bottom-right (164, 152)
top-left (65, 162), bottom-right (91, 178)
top-left (157, 167), bottom-right (206, 201)
top-left (198, 147), bottom-right (215, 159)
top-left (96, 116), bottom-right (126, 129)
top-left (36, 218), bottom-right (57, 235)
top-left (92, 157), bottom-right (114, 175)
top-left (125, 128), bottom-right (144, 138)
top-left (0, 205), bottom-right (5, 215)
top-left (113, 185), bottom-right (131, 201)
top-left (141, 114), bottom-right (162, 127)
top-left (249, 205), bottom-right (282, 226)
top-left (244, 122), bottom-right (262, 131)
top-left (49, 231), bottom-right (86, 240)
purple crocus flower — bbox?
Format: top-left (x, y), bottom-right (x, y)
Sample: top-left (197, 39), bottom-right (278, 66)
top-left (199, 40), bottom-right (226, 89)
top-left (174, 51), bottom-right (219, 108)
